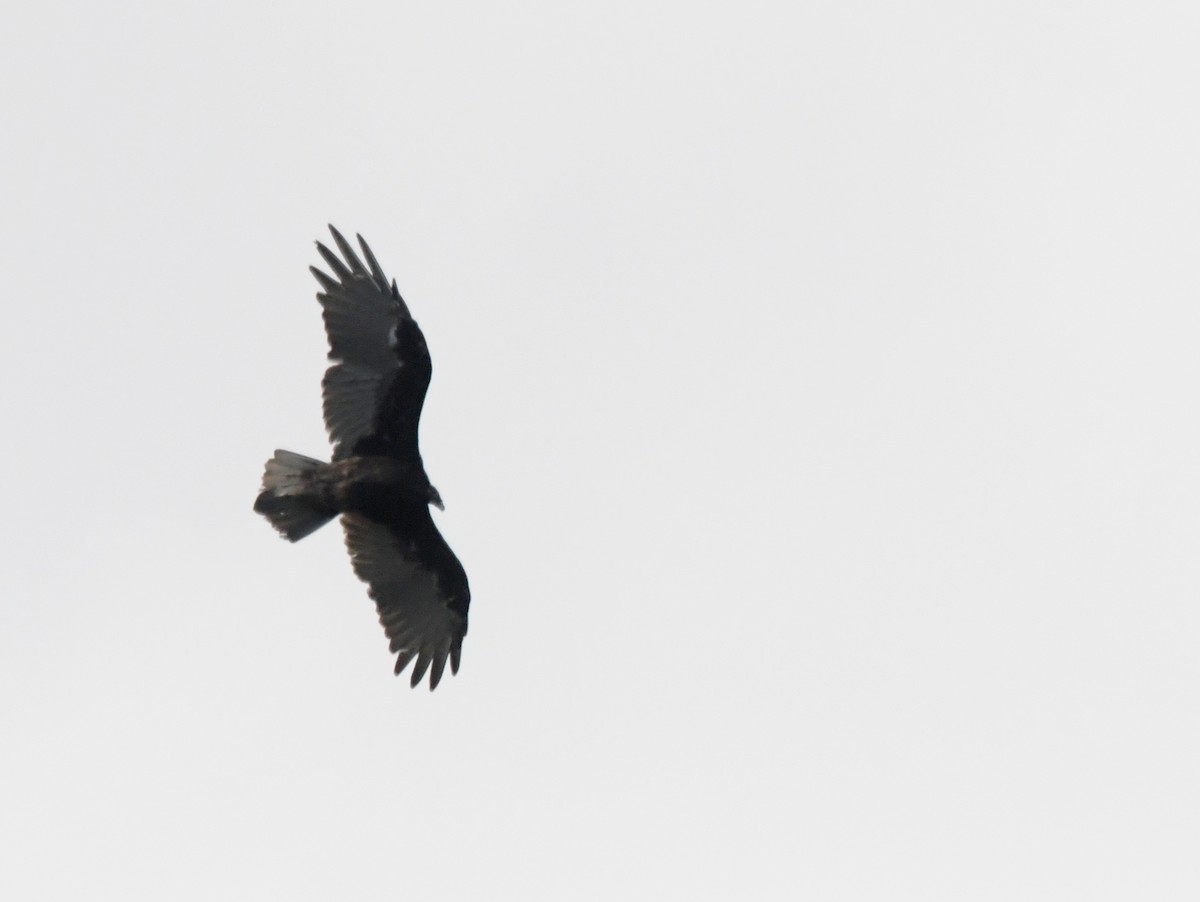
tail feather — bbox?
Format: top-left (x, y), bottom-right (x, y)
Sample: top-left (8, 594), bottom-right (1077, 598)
top-left (254, 449), bottom-right (336, 541)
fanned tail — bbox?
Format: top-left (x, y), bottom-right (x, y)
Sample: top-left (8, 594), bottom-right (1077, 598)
top-left (254, 450), bottom-right (336, 541)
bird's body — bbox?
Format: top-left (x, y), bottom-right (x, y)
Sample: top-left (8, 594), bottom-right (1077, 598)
top-left (254, 226), bottom-right (469, 689)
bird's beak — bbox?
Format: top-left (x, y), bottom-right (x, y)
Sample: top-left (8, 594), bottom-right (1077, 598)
top-left (430, 488), bottom-right (445, 511)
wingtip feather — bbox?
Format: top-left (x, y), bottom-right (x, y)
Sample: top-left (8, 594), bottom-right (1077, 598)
top-left (309, 265), bottom-right (338, 293)
top-left (393, 647), bottom-right (417, 677)
top-left (357, 233), bottom-right (388, 286)
top-left (329, 225), bottom-right (367, 275)
top-left (409, 648), bottom-right (433, 688)
top-left (315, 241), bottom-right (352, 283)
top-left (429, 642), bottom-right (450, 690)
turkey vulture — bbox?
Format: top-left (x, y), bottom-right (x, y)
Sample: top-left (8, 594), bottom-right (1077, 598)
top-left (254, 226), bottom-right (469, 689)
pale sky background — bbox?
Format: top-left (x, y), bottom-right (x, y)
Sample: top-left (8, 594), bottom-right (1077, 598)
top-left (2, 2), bottom-right (1197, 899)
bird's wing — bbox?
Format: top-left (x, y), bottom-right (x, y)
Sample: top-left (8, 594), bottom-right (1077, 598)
top-left (311, 225), bottom-right (432, 460)
top-left (342, 512), bottom-right (470, 689)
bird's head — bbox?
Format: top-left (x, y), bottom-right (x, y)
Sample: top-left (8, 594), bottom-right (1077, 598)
top-left (427, 485), bottom-right (445, 511)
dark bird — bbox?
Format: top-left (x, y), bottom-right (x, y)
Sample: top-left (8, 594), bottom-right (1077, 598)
top-left (254, 226), bottom-right (469, 689)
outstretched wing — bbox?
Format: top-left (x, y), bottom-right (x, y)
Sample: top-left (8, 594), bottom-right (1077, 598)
top-left (342, 512), bottom-right (470, 689)
top-left (311, 225), bottom-right (433, 461)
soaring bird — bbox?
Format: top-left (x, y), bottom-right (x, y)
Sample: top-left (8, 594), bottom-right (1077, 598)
top-left (254, 226), bottom-right (469, 689)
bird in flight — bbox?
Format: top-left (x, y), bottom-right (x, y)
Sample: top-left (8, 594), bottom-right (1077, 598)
top-left (254, 226), bottom-right (469, 689)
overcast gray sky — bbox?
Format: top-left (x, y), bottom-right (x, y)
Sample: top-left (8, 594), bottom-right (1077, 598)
top-left (2, 1), bottom-right (1197, 899)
